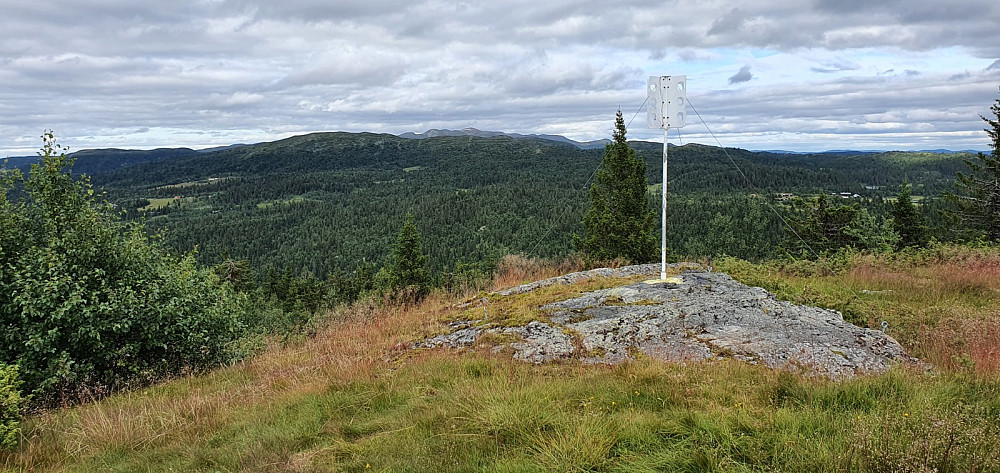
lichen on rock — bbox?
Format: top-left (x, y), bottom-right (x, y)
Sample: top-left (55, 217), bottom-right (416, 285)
top-left (415, 264), bottom-right (915, 379)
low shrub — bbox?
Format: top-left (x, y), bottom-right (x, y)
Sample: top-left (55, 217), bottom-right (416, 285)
top-left (0, 364), bottom-right (23, 449)
top-left (0, 133), bottom-right (248, 405)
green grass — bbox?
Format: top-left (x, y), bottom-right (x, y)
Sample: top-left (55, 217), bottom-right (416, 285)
top-left (5, 246), bottom-right (1000, 471)
top-left (140, 197), bottom-right (188, 210)
top-left (154, 177), bottom-right (233, 190)
top-left (141, 196), bottom-right (211, 211)
top-left (15, 357), bottom-right (999, 472)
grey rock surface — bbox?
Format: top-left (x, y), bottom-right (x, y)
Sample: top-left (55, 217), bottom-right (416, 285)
top-left (417, 265), bottom-right (914, 378)
top-left (496, 262), bottom-right (703, 296)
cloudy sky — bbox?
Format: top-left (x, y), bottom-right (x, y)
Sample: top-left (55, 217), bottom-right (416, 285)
top-left (2, 0), bottom-right (1000, 156)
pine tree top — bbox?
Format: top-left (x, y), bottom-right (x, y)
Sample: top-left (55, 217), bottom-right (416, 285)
top-left (612, 109), bottom-right (626, 145)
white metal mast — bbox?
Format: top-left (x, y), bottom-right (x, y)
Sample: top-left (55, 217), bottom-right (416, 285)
top-left (646, 75), bottom-right (687, 280)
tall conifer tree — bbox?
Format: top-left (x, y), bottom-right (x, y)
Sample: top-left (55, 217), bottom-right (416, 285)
top-left (891, 180), bottom-right (928, 249)
top-left (578, 111), bottom-right (657, 263)
top-left (947, 88), bottom-right (1000, 242)
top-left (386, 212), bottom-right (430, 301)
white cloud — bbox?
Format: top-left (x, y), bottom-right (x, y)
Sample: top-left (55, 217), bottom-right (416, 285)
top-left (211, 91), bottom-right (265, 107)
top-left (2, 0), bottom-right (1000, 155)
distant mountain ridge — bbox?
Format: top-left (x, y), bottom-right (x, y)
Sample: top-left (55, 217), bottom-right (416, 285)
top-left (760, 148), bottom-right (984, 155)
top-left (2, 129), bottom-right (982, 179)
top-left (2, 147), bottom-right (199, 175)
top-left (398, 127), bottom-right (610, 149)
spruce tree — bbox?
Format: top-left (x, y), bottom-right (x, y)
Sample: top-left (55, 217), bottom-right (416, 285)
top-left (578, 110), bottom-right (657, 263)
top-left (385, 212), bottom-right (430, 301)
top-left (947, 88), bottom-right (1000, 242)
top-left (891, 180), bottom-right (928, 249)
top-left (785, 194), bottom-right (857, 255)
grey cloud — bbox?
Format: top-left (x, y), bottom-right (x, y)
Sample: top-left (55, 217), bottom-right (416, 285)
top-left (728, 65), bottom-right (753, 84)
top-left (223, 0), bottom-right (420, 22)
top-left (987, 59), bottom-right (1000, 70)
top-left (707, 8), bottom-right (747, 36)
top-left (690, 73), bottom-right (995, 125)
top-left (676, 49), bottom-right (718, 62)
top-left (813, 0), bottom-right (902, 13)
top-left (647, 72), bottom-right (998, 150)
top-left (3, 0), bottom-right (1000, 155)
top-left (276, 49), bottom-right (408, 88)
top-left (811, 58), bottom-right (861, 74)
top-left (897, 3), bottom-right (984, 23)
top-left (6, 1), bottom-right (1000, 58)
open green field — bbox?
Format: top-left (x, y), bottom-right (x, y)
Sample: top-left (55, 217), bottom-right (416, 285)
top-left (140, 196), bottom-right (197, 211)
top-left (4, 247), bottom-right (1000, 472)
top-left (154, 177), bottom-right (233, 191)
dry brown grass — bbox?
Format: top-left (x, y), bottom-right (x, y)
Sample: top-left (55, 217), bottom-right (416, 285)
top-left (4, 292), bottom-right (460, 471)
top-left (911, 317), bottom-right (1000, 374)
top-left (5, 255), bottom-right (597, 470)
top-left (722, 248), bottom-right (1000, 376)
top-left (838, 251), bottom-right (1000, 374)
top-left (968, 320), bottom-right (1000, 374)
top-left (491, 254), bottom-right (584, 291)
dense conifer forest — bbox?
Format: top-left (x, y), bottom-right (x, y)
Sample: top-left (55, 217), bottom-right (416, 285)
top-left (70, 132), bottom-right (968, 279)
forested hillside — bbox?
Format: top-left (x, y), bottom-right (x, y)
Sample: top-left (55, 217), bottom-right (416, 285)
top-left (3, 147), bottom-right (200, 176)
top-left (85, 132), bottom-right (969, 278)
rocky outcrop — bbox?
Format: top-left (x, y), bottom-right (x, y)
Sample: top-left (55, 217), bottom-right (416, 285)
top-left (495, 262), bottom-right (702, 296)
top-left (416, 265), bottom-right (915, 378)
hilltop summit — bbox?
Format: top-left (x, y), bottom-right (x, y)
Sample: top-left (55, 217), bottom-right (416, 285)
top-left (418, 264), bottom-right (914, 379)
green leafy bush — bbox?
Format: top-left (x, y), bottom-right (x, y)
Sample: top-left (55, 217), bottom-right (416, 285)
top-left (0, 133), bottom-right (247, 404)
top-left (0, 364), bottom-right (23, 449)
